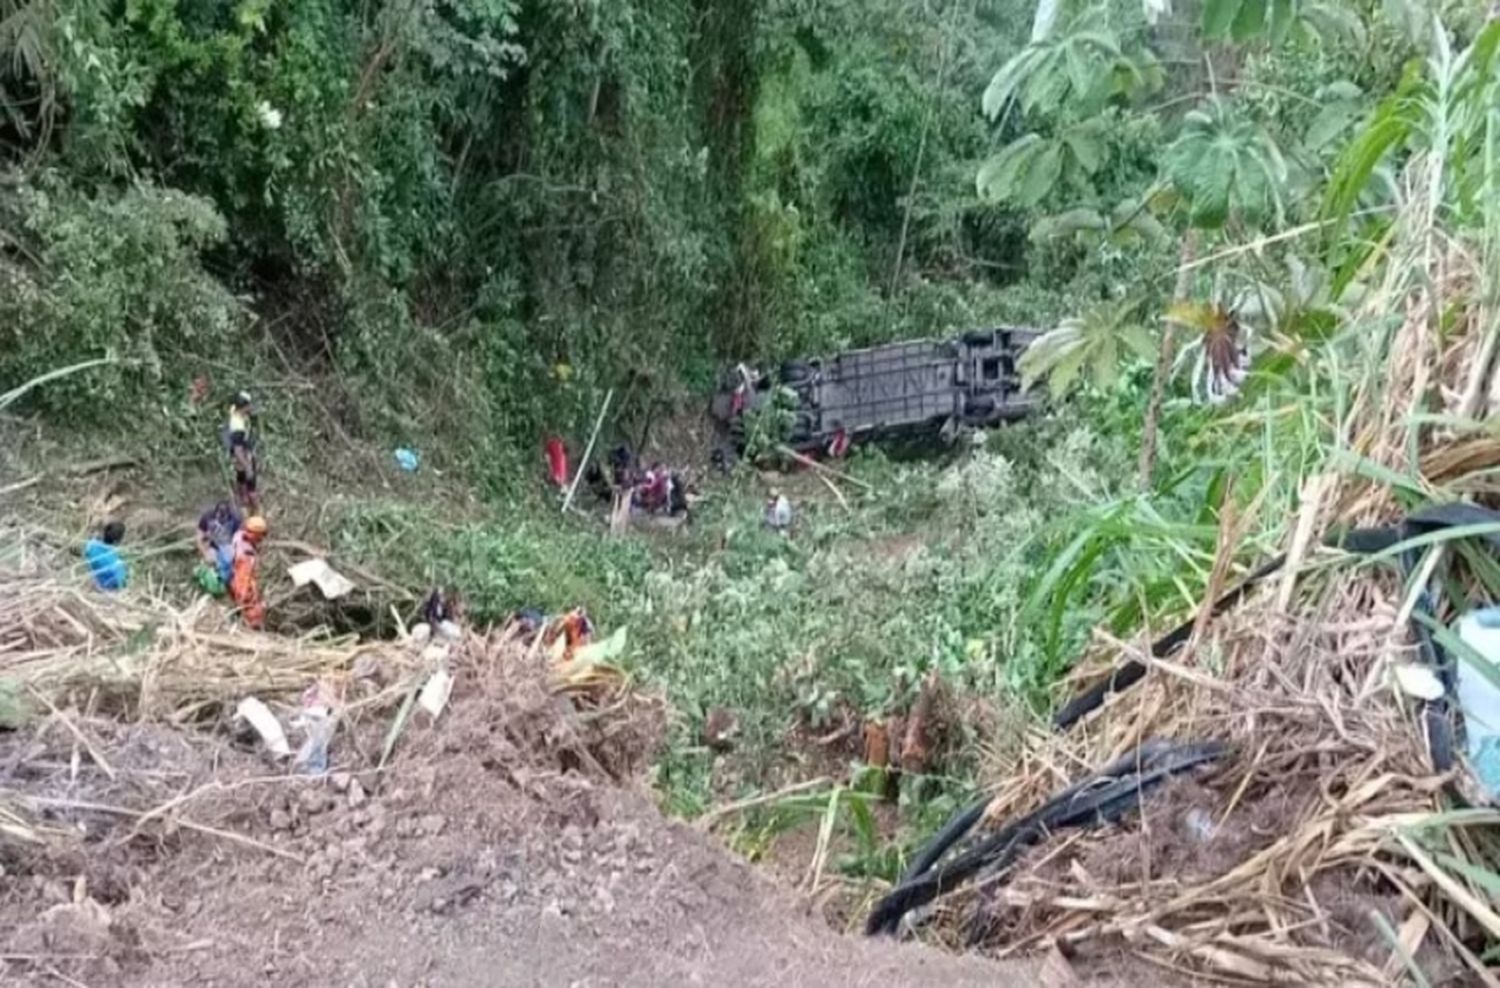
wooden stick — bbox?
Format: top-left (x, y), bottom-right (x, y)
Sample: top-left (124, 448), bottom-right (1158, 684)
top-left (25, 686), bottom-right (116, 782)
top-left (803, 787), bottom-right (841, 895)
top-left (563, 389), bottom-right (613, 514)
top-left (776, 446), bottom-right (873, 490)
top-left (0, 475), bottom-right (42, 497)
top-left (26, 796), bottom-right (302, 862)
top-left (813, 471), bottom-right (850, 512)
top-left (63, 455), bottom-right (137, 477)
top-left (119, 775), bottom-right (304, 841)
top-left (695, 776), bottom-right (833, 831)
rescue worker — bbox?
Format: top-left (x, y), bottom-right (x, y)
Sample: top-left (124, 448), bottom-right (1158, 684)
top-left (634, 463), bottom-right (671, 514)
top-left (542, 607), bottom-right (594, 662)
top-left (226, 392), bottom-right (260, 513)
top-left (229, 515), bottom-right (269, 629)
top-left (420, 586), bottom-right (463, 641)
top-left (194, 500), bottom-right (241, 585)
top-left (84, 521), bottom-right (128, 591)
top-left (765, 491), bottom-right (793, 532)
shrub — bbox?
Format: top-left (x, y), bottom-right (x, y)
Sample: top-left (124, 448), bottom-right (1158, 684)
top-left (0, 174), bottom-right (243, 418)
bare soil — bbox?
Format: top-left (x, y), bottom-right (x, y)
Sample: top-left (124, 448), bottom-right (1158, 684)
top-left (0, 648), bottom-right (1067, 988)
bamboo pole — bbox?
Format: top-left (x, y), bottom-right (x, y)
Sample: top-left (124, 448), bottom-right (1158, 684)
top-left (562, 389), bottom-right (614, 514)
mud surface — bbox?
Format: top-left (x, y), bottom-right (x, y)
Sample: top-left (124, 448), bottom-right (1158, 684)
top-left (1, 651), bottom-right (1063, 988)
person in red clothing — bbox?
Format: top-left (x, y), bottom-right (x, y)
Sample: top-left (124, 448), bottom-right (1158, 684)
top-left (230, 515), bottom-right (268, 629)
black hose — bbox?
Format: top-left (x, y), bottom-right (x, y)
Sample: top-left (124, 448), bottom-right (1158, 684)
top-left (896, 796), bottom-right (988, 886)
top-left (866, 740), bottom-right (1228, 936)
top-left (1051, 555), bottom-right (1288, 731)
top-left (869, 501), bottom-right (1500, 939)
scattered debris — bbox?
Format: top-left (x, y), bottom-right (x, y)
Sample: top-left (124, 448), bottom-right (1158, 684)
top-left (1455, 607), bottom-right (1500, 797)
top-left (1393, 662), bottom-right (1445, 701)
top-left (417, 668), bottom-right (454, 720)
top-left (287, 558), bottom-right (356, 600)
top-left (542, 608), bottom-right (595, 663)
top-left (861, 721), bottom-right (889, 768)
top-left (764, 492), bottom-right (793, 532)
top-left (899, 670), bottom-right (940, 775)
top-left (702, 707), bottom-right (739, 752)
top-left (235, 697), bottom-right (291, 759)
top-left (293, 707), bottom-right (336, 776)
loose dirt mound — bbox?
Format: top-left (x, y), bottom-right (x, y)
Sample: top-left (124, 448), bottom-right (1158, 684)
top-left (1, 549), bottom-right (1064, 987)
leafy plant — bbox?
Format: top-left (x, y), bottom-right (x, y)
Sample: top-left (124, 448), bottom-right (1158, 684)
top-left (1201, 0), bottom-right (1367, 46)
top-left (981, 23), bottom-right (1160, 122)
top-left (743, 384), bottom-right (800, 462)
top-left (1019, 301), bottom-right (1156, 395)
top-left (1164, 101), bottom-right (1291, 228)
top-left (977, 119), bottom-right (1109, 207)
top-left (0, 177), bottom-right (242, 419)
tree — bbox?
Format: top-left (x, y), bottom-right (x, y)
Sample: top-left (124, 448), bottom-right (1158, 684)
top-left (978, 0), bottom-right (1381, 486)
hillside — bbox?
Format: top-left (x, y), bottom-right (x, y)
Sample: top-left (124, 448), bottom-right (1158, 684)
top-left (6, 1), bottom-right (1500, 984)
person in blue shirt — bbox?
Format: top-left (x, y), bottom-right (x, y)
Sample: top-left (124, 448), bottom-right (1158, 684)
top-left (194, 501), bottom-right (241, 584)
top-left (84, 521), bottom-right (128, 591)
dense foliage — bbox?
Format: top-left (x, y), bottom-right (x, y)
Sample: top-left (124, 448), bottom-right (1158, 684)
top-left (1, 0), bottom-right (1061, 470)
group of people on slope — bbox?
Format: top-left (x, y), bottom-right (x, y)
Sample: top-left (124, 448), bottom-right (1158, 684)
top-left (86, 392), bottom-right (270, 630)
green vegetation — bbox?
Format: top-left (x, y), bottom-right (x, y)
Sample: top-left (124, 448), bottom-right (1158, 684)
top-left (5, 0), bottom-right (1500, 902)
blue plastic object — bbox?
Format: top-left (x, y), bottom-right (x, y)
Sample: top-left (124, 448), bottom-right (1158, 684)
top-left (394, 448), bottom-right (420, 472)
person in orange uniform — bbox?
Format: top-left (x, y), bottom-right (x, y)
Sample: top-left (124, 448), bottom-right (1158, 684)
top-left (230, 515), bottom-right (269, 629)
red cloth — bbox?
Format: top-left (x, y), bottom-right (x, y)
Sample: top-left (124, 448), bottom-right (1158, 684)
top-left (545, 438), bottom-right (569, 487)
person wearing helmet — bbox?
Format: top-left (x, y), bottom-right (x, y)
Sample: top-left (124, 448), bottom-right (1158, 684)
top-left (229, 515), bottom-right (268, 629)
top-left (225, 392), bottom-right (260, 513)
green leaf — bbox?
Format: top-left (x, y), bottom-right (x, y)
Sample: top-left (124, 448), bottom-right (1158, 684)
top-left (1017, 142), bottom-right (1063, 207)
top-left (1231, 0), bottom-right (1268, 41)
top-left (1323, 103), bottom-right (1409, 225)
top-left (1029, 207), bottom-right (1106, 244)
top-left (1020, 304), bottom-right (1145, 396)
top-left (1063, 42), bottom-right (1097, 103)
top-left (572, 625), bottom-right (629, 665)
top-left (1305, 99), bottom-right (1363, 152)
top-left (1018, 323), bottom-right (1082, 390)
top-left (977, 134), bottom-right (1047, 203)
top-left (1089, 331), bottom-right (1119, 390)
top-left (1301, 2), bottom-right (1367, 48)
top-left (1120, 323), bottom-right (1158, 359)
top-left (1203, 0), bottom-right (1243, 38)
top-left (1047, 340), bottom-right (1088, 397)
top-left (982, 48), bottom-right (1042, 120)
top-left (1111, 199), bottom-right (1170, 246)
top-left (1268, 0), bottom-right (1295, 43)
top-left (1320, 80), bottom-right (1364, 102)
top-left (1063, 123), bottom-right (1105, 174)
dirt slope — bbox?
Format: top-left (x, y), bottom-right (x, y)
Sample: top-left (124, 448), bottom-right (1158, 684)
top-left (0, 630), bottom-right (1065, 988)
top-left (3, 736), bottom-right (1042, 988)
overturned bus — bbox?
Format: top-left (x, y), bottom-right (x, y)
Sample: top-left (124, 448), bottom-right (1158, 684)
top-left (711, 327), bottom-right (1040, 456)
